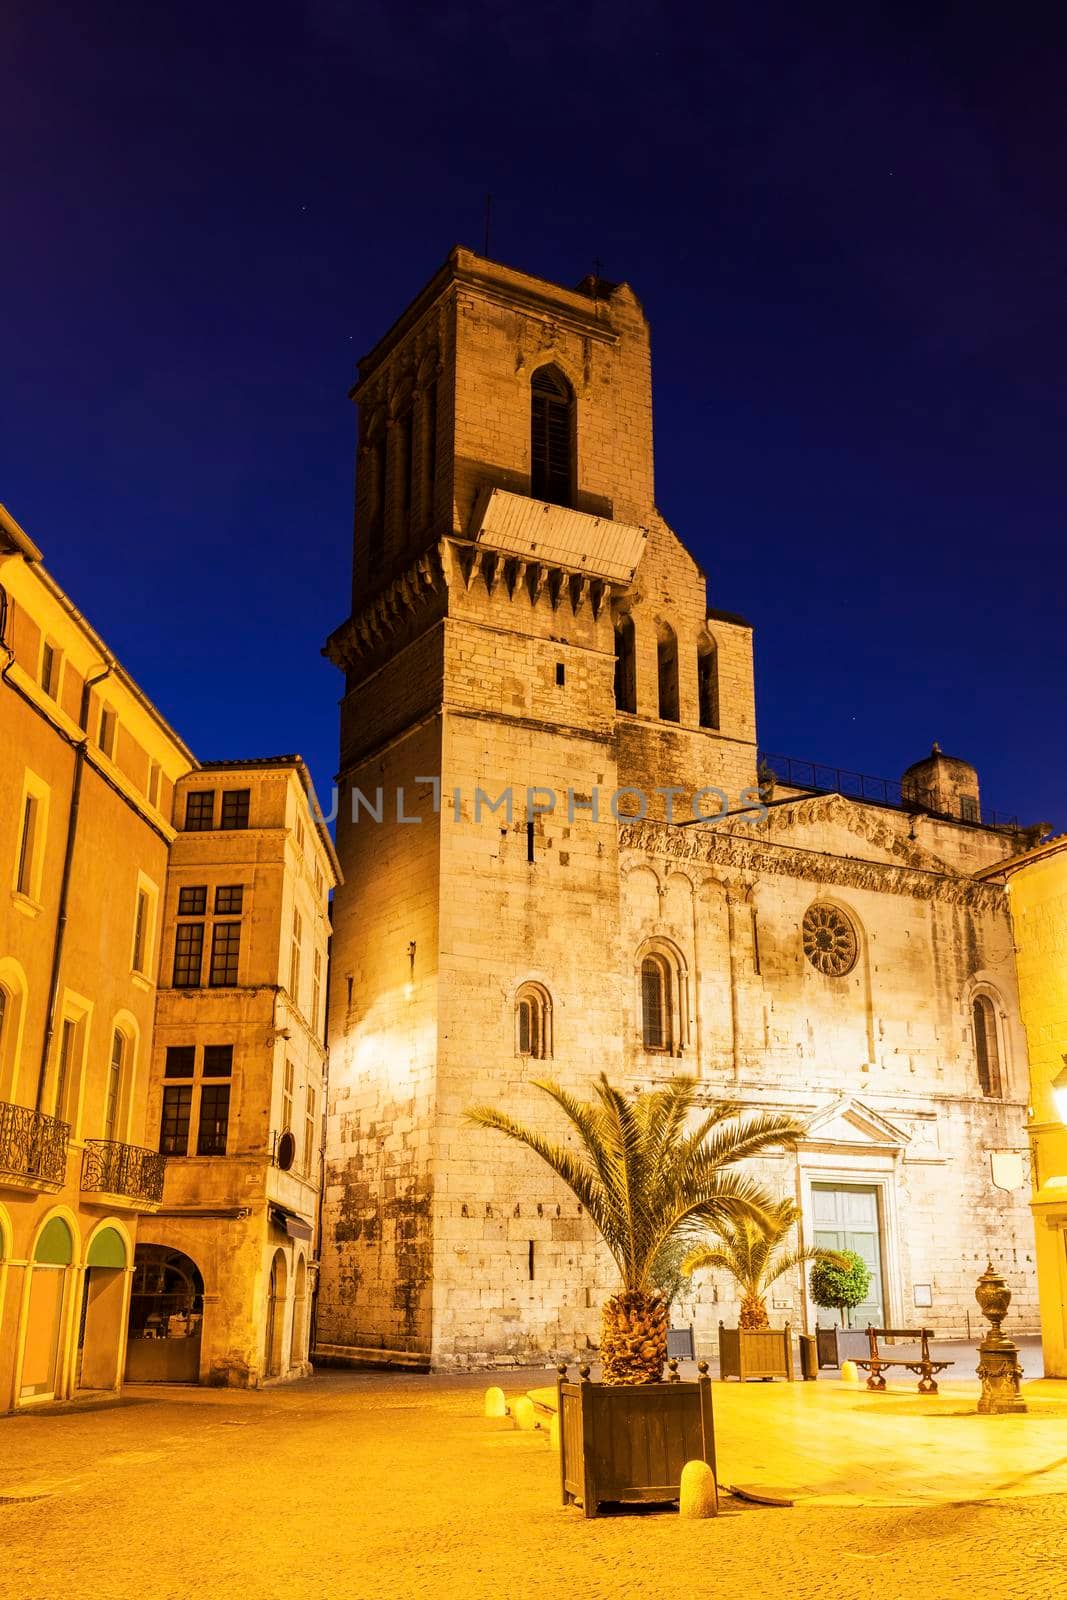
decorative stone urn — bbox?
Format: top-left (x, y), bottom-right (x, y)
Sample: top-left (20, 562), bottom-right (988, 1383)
top-left (975, 1261), bottom-right (1027, 1415)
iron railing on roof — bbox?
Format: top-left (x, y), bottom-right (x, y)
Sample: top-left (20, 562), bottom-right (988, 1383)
top-left (758, 753), bottom-right (1020, 831)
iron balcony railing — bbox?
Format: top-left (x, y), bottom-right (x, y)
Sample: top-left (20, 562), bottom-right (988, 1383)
top-left (0, 1101), bottom-right (69, 1187)
top-left (758, 753), bottom-right (1020, 831)
top-left (81, 1139), bottom-right (167, 1205)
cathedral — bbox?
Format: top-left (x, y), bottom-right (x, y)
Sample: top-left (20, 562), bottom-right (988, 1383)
top-left (317, 249), bottom-right (1037, 1370)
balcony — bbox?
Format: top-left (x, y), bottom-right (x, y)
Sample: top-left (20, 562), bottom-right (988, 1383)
top-left (81, 1140), bottom-right (167, 1210)
top-left (0, 1102), bottom-right (69, 1192)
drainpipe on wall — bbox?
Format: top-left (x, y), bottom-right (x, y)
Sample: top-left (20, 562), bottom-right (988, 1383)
top-left (35, 662), bottom-right (112, 1112)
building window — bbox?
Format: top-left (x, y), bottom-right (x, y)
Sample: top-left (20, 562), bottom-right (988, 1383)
top-left (103, 1029), bottom-right (125, 1143)
top-left (697, 632), bottom-right (719, 730)
top-left (209, 922), bottom-right (241, 987)
top-left (290, 910), bottom-right (303, 1007)
top-left (203, 1044), bottom-right (233, 1076)
top-left (147, 761), bottom-right (162, 809)
top-left (282, 1059), bottom-right (294, 1134)
top-left (177, 885), bottom-right (207, 916)
top-left (160, 1084), bottom-right (193, 1155)
top-left (172, 923), bottom-right (204, 987)
top-left (311, 948), bottom-right (323, 1036)
top-left (656, 623), bottom-right (679, 722)
top-left (132, 887), bottom-right (151, 974)
top-left (973, 995), bottom-right (1002, 1097)
top-left (515, 983), bottom-right (552, 1059)
top-left (530, 365), bottom-right (574, 507)
top-left (40, 640), bottom-right (61, 698)
top-left (165, 1046), bottom-right (196, 1078)
top-left (421, 376), bottom-right (438, 526)
top-left (214, 884), bottom-right (244, 914)
top-left (15, 793), bottom-right (40, 898)
top-left (220, 789), bottom-right (250, 830)
top-left (641, 956), bottom-right (669, 1050)
top-left (638, 944), bottom-right (687, 1055)
top-left (303, 1085), bottom-right (316, 1178)
top-left (394, 401), bottom-right (415, 534)
top-left (614, 614), bottom-right (637, 714)
top-left (184, 790), bottom-right (215, 831)
top-left (53, 1014), bottom-right (82, 1123)
top-left (960, 794), bottom-right (979, 823)
top-left (364, 417), bottom-right (386, 569)
top-left (98, 705), bottom-right (118, 759)
top-left (196, 1083), bottom-right (231, 1156)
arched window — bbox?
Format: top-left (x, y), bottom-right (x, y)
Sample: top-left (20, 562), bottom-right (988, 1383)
top-left (973, 995), bottom-right (1002, 1097)
top-left (531, 366), bottom-right (574, 506)
top-left (363, 412), bottom-right (385, 569)
top-left (641, 956), bottom-right (670, 1050)
top-left (638, 943), bottom-right (687, 1055)
top-left (614, 614), bottom-right (636, 713)
top-left (657, 623), bottom-right (679, 722)
top-left (391, 391), bottom-right (416, 539)
top-left (697, 631), bottom-right (719, 730)
top-left (420, 375), bottom-right (438, 529)
top-left (516, 983), bottom-right (553, 1059)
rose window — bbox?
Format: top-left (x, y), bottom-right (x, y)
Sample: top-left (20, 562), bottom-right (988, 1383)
top-left (802, 903), bottom-right (858, 976)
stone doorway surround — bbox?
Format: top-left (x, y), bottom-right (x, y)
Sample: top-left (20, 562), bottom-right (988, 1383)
top-left (793, 1097), bottom-right (911, 1335)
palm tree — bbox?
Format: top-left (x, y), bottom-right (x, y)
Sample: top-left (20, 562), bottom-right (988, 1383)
top-left (683, 1200), bottom-right (841, 1330)
top-left (466, 1074), bottom-right (805, 1384)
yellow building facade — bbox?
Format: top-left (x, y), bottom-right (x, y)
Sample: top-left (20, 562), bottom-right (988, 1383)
top-left (979, 835), bottom-right (1067, 1376)
top-left (0, 504), bottom-right (194, 1410)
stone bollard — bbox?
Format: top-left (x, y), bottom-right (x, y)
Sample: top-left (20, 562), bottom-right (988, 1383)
top-left (484, 1385), bottom-right (507, 1419)
top-left (512, 1395), bottom-right (537, 1431)
top-left (679, 1460), bottom-right (719, 1519)
top-left (840, 1360), bottom-right (860, 1386)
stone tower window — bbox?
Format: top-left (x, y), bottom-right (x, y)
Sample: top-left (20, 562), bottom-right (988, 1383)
top-left (802, 903), bottom-right (858, 976)
top-left (614, 615), bottom-right (636, 713)
top-left (973, 995), bottom-right (1002, 1097)
top-left (641, 956), bottom-right (669, 1049)
top-left (697, 631), bottom-right (719, 730)
top-left (364, 412), bottom-right (386, 569)
top-left (656, 623), bottom-right (679, 722)
top-left (530, 365), bottom-right (574, 506)
top-left (516, 983), bottom-right (552, 1059)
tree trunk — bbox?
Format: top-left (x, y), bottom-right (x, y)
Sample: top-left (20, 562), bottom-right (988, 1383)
top-left (739, 1293), bottom-right (769, 1330)
top-left (599, 1290), bottom-right (668, 1384)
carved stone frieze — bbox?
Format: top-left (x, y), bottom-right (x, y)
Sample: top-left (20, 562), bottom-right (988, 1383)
top-left (618, 817), bottom-right (1007, 912)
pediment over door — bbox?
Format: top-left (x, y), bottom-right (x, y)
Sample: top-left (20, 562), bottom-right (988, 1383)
top-left (801, 1096), bottom-right (910, 1154)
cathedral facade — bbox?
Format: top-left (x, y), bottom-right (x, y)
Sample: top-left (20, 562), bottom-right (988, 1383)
top-left (317, 249), bottom-right (1037, 1370)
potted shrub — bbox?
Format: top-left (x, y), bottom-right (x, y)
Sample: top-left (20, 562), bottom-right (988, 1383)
top-left (810, 1250), bottom-right (872, 1365)
top-left (467, 1073), bottom-right (804, 1514)
top-left (684, 1201), bottom-right (841, 1381)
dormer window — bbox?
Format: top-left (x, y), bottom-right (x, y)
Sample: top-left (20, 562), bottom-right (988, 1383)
top-left (531, 365), bottom-right (574, 507)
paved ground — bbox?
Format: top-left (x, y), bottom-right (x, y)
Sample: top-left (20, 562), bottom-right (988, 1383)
top-left (3, 1367), bottom-right (1067, 1600)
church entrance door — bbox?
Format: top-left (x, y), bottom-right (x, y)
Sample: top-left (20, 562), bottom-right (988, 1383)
top-left (811, 1183), bottom-right (885, 1328)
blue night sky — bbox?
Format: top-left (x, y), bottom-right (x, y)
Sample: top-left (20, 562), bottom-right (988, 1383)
top-left (4, 2), bottom-right (1065, 827)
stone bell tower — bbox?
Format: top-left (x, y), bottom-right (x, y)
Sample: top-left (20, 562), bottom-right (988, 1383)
top-left (317, 249), bottom-right (758, 1368)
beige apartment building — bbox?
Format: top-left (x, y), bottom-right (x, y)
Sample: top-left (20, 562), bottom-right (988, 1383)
top-left (0, 504), bottom-right (195, 1411)
top-left (318, 250), bottom-right (1041, 1371)
top-left (132, 760), bottom-right (338, 1387)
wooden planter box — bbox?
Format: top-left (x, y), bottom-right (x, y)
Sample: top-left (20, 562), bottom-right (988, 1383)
top-left (556, 1364), bottom-right (716, 1518)
top-left (815, 1324), bottom-right (870, 1368)
top-left (718, 1321), bottom-right (794, 1381)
